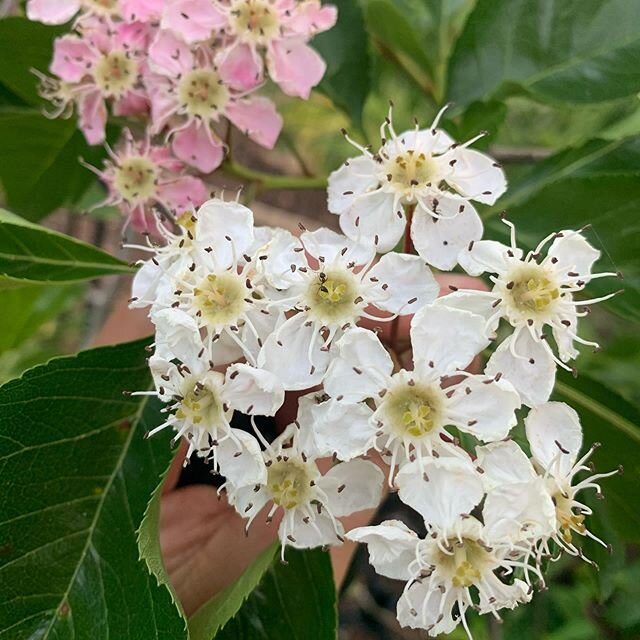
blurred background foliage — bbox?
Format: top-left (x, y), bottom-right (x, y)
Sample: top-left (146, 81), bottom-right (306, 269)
top-left (1, 0), bottom-right (640, 639)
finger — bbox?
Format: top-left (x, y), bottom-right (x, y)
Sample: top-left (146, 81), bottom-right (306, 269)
top-left (162, 440), bottom-right (189, 495)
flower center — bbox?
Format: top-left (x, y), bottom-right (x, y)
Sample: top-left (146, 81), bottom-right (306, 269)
top-left (230, 0), bottom-right (280, 44)
top-left (174, 380), bottom-right (222, 426)
top-left (382, 150), bottom-right (438, 198)
top-left (84, 0), bottom-right (119, 15)
top-left (93, 51), bottom-right (138, 98)
top-left (267, 459), bottom-right (312, 509)
top-left (553, 492), bottom-right (586, 544)
top-left (178, 69), bottom-right (229, 120)
top-left (193, 272), bottom-right (248, 328)
top-left (113, 156), bottom-right (158, 204)
top-left (384, 383), bottom-right (442, 438)
top-left (304, 270), bottom-right (360, 324)
top-left (505, 265), bottom-right (560, 316)
top-left (433, 538), bottom-right (490, 588)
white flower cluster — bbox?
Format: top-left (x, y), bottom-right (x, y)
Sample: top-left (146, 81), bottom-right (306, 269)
top-left (131, 107), bottom-right (619, 637)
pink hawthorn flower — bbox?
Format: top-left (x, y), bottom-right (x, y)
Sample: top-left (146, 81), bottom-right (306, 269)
top-left (161, 0), bottom-right (337, 98)
top-left (48, 19), bottom-right (151, 144)
top-left (145, 30), bottom-right (283, 173)
top-left (85, 129), bottom-right (209, 232)
top-left (26, 0), bottom-right (122, 25)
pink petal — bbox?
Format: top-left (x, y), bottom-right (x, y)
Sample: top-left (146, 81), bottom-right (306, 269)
top-left (50, 35), bottom-right (94, 82)
top-left (285, 1), bottom-right (337, 35)
top-left (226, 97), bottom-right (283, 149)
top-left (120, 0), bottom-right (164, 22)
top-left (216, 41), bottom-right (263, 92)
top-left (114, 20), bottom-right (152, 51)
top-left (147, 76), bottom-right (179, 132)
top-left (171, 121), bottom-right (224, 173)
top-left (161, 0), bottom-right (226, 44)
top-left (27, 0), bottom-right (80, 24)
top-left (113, 91), bottom-right (149, 117)
top-left (158, 176), bottom-right (209, 211)
top-left (268, 38), bottom-right (326, 99)
top-left (148, 29), bottom-right (193, 76)
top-left (78, 90), bottom-right (107, 145)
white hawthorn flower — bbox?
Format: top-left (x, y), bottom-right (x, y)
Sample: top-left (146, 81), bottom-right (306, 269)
top-left (327, 104), bottom-right (506, 269)
top-left (320, 305), bottom-right (519, 478)
top-left (224, 423), bottom-right (384, 557)
top-left (139, 350), bottom-right (283, 478)
top-left (443, 221), bottom-right (619, 406)
top-left (257, 227), bottom-right (439, 389)
top-left (349, 515), bottom-right (533, 637)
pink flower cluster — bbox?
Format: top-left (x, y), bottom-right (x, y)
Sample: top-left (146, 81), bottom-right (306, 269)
top-left (29, 0), bottom-right (336, 230)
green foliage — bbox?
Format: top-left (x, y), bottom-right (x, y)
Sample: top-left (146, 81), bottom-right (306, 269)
top-left (314, 0), bottom-right (371, 130)
top-left (0, 339), bottom-right (186, 639)
top-left (447, 0), bottom-right (640, 107)
top-left (0, 208), bottom-right (132, 285)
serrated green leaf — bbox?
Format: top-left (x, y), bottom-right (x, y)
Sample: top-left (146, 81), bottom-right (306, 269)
top-left (553, 370), bottom-right (640, 543)
top-left (314, 0), bottom-right (371, 130)
top-left (0, 338), bottom-right (187, 639)
top-left (0, 17), bottom-right (64, 106)
top-left (484, 138), bottom-right (640, 321)
top-left (447, 0), bottom-right (640, 107)
top-left (210, 547), bottom-right (336, 640)
top-left (0, 109), bottom-right (113, 221)
top-left (0, 208), bottom-right (132, 284)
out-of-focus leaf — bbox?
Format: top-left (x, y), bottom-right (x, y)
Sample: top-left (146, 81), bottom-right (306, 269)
top-left (0, 110), bottom-right (112, 221)
top-left (314, 0), bottom-right (371, 129)
top-left (0, 208), bottom-right (131, 284)
top-left (485, 138), bottom-right (640, 322)
top-left (0, 338), bottom-right (186, 639)
top-left (450, 100), bottom-right (507, 149)
top-left (0, 17), bottom-right (63, 106)
top-left (210, 547), bottom-right (336, 640)
top-left (553, 370), bottom-right (640, 543)
top-left (447, 0), bottom-right (640, 107)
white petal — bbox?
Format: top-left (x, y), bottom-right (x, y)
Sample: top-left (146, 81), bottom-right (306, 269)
top-left (444, 147), bottom-right (507, 205)
top-left (447, 376), bottom-right (521, 442)
top-left (365, 253), bottom-right (439, 314)
top-left (151, 307), bottom-right (203, 371)
top-left (299, 395), bottom-right (374, 460)
top-left (486, 330), bottom-right (556, 408)
top-left (477, 575), bottom-right (531, 612)
top-left (226, 482), bottom-right (269, 522)
top-left (346, 520), bottom-right (419, 580)
top-left (222, 363), bottom-right (285, 416)
top-left (475, 441), bottom-right (536, 489)
top-left (552, 304), bottom-right (580, 362)
top-left (410, 304), bottom-right (490, 378)
top-left (283, 509), bottom-right (342, 549)
top-left (396, 457), bottom-right (483, 529)
top-left (525, 401), bottom-right (583, 476)
top-left (131, 260), bottom-right (165, 307)
top-left (195, 198), bottom-right (254, 268)
top-left (407, 127), bottom-right (455, 154)
top-left (339, 190), bottom-right (403, 253)
top-left (434, 290), bottom-right (501, 335)
top-left (458, 239), bottom-right (519, 277)
top-left (546, 231), bottom-right (600, 282)
top-left (217, 429), bottom-right (267, 488)
top-left (411, 196), bottom-right (483, 270)
top-left (327, 155), bottom-right (379, 214)
top-left (397, 580), bottom-right (458, 634)
top-left (483, 479), bottom-right (556, 542)
top-left (320, 459), bottom-right (383, 517)
top-left (324, 328), bottom-right (392, 402)
top-left (301, 227), bottom-right (374, 266)
top-left (255, 227), bottom-right (306, 289)
top-left (258, 313), bottom-right (330, 390)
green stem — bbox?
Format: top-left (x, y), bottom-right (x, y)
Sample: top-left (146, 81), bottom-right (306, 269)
top-left (221, 159), bottom-right (327, 190)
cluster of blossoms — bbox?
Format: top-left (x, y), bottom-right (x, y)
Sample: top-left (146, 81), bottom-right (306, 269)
top-left (28, 0), bottom-right (336, 230)
top-left (127, 107), bottom-right (620, 636)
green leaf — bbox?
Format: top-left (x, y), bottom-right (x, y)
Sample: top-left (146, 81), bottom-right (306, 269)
top-left (484, 138), bottom-right (640, 321)
top-left (447, 0), bottom-right (640, 107)
top-left (0, 18), bottom-right (64, 106)
top-left (210, 547), bottom-right (336, 640)
top-left (552, 371), bottom-right (640, 543)
top-left (0, 338), bottom-right (187, 639)
top-left (0, 109), bottom-right (113, 221)
top-left (314, 0), bottom-right (371, 129)
top-left (0, 208), bottom-right (132, 285)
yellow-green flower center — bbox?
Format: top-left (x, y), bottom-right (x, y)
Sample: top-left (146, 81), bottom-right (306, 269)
top-left (85, 0), bottom-right (119, 15)
top-left (193, 273), bottom-right (248, 328)
top-left (509, 266), bottom-right (560, 314)
top-left (384, 383), bottom-right (442, 438)
top-left (305, 270), bottom-right (360, 324)
top-left (113, 156), bottom-right (157, 204)
top-left (266, 460), bottom-right (312, 509)
top-left (230, 0), bottom-right (280, 44)
top-left (94, 51), bottom-right (138, 98)
top-left (384, 150), bottom-right (438, 197)
top-left (178, 69), bottom-right (229, 119)
top-left (175, 381), bottom-right (222, 427)
top-left (553, 492), bottom-right (586, 544)
top-left (435, 538), bottom-right (490, 588)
